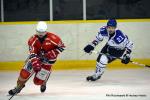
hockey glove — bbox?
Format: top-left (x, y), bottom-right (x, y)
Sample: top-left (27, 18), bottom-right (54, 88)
top-left (31, 58), bottom-right (42, 72)
top-left (83, 44), bottom-right (94, 53)
top-left (56, 47), bottom-right (65, 53)
top-left (121, 54), bottom-right (130, 64)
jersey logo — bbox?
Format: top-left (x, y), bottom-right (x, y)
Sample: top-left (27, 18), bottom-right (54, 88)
top-left (45, 42), bottom-right (51, 45)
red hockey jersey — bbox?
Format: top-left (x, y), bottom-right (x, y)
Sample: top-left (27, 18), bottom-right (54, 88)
top-left (28, 32), bottom-right (65, 60)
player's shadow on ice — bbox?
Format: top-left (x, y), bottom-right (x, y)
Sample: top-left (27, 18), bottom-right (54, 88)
top-left (16, 92), bottom-right (66, 96)
top-left (85, 79), bottom-right (122, 86)
top-left (89, 78), bottom-right (143, 86)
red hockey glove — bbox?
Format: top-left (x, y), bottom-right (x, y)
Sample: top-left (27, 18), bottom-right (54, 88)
top-left (31, 58), bottom-right (41, 72)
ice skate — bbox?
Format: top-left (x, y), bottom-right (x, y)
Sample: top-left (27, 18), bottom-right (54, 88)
top-left (86, 75), bottom-right (101, 81)
top-left (40, 84), bottom-right (46, 93)
top-left (8, 85), bottom-right (25, 95)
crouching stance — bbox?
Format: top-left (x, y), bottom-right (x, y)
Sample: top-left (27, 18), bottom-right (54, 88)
top-left (83, 19), bottom-right (133, 81)
top-left (8, 21), bottom-right (65, 95)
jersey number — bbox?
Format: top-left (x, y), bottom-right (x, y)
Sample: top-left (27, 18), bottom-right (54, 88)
top-left (117, 36), bottom-right (124, 42)
top-left (114, 35), bottom-right (125, 44)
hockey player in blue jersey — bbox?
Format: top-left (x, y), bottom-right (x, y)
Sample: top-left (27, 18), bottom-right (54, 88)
top-left (83, 19), bottom-right (133, 81)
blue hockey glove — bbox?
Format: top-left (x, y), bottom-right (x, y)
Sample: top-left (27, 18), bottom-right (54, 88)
top-left (83, 44), bottom-right (94, 53)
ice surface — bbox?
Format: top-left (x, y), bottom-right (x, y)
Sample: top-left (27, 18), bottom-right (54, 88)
top-left (0, 69), bottom-right (150, 100)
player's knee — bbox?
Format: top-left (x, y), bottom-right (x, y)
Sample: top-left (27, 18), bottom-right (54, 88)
top-left (33, 68), bottom-right (50, 85)
top-left (97, 54), bottom-right (102, 62)
top-left (97, 54), bottom-right (108, 65)
top-left (33, 77), bottom-right (44, 85)
top-left (20, 69), bottom-right (31, 80)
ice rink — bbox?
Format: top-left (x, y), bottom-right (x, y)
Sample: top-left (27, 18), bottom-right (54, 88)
top-left (0, 69), bottom-right (150, 100)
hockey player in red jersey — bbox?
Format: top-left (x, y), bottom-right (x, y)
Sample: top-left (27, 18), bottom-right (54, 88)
top-left (8, 21), bottom-right (65, 95)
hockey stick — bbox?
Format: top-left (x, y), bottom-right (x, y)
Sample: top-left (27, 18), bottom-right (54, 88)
top-left (129, 61), bottom-right (150, 68)
top-left (91, 51), bottom-right (150, 68)
top-left (8, 71), bottom-right (34, 100)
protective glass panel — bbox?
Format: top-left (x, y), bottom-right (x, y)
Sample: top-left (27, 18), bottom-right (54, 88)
top-left (86, 0), bottom-right (150, 20)
top-left (0, 1), bottom-right (1, 21)
top-left (4, 0), bottom-right (50, 21)
top-left (53, 0), bottom-right (83, 20)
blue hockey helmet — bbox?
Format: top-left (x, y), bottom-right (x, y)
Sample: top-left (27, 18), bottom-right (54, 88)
top-left (107, 19), bottom-right (117, 27)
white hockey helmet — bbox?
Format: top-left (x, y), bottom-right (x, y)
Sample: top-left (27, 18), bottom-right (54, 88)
top-left (36, 21), bottom-right (47, 33)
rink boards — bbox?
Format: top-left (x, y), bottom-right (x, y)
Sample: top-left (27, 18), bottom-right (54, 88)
top-left (0, 59), bottom-right (149, 71)
top-left (0, 19), bottom-right (150, 71)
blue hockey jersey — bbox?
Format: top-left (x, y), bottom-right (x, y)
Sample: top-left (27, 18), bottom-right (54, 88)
top-left (92, 26), bottom-right (133, 51)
